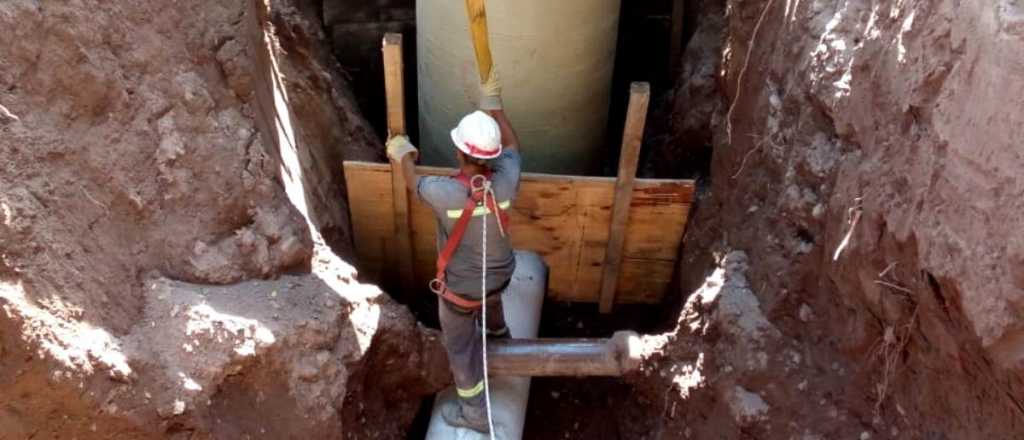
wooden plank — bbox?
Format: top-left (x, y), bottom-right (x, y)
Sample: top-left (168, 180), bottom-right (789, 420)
top-left (599, 82), bottom-right (651, 313)
top-left (618, 259), bottom-right (677, 304)
top-left (343, 162), bottom-right (395, 284)
top-left (409, 196), bottom-right (439, 287)
top-left (623, 183), bottom-right (691, 259)
top-left (571, 183), bottom-right (689, 303)
top-left (407, 169), bottom-right (584, 300)
top-left (382, 33), bottom-right (415, 295)
top-left (509, 179), bottom-right (584, 301)
top-left (345, 162), bottom-right (694, 202)
top-left (343, 161), bottom-right (692, 304)
top-left (382, 33), bottom-right (406, 134)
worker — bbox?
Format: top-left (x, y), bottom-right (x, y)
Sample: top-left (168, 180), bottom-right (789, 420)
top-left (385, 69), bottom-right (519, 434)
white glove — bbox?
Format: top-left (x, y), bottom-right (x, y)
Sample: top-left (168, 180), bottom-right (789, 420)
top-left (386, 135), bottom-right (418, 162)
top-left (479, 69), bottom-right (503, 111)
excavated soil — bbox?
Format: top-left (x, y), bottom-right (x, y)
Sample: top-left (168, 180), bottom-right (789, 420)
top-left (4, 0), bottom-right (1024, 439)
top-left (1, 1), bottom-right (446, 438)
top-left (624, 0), bottom-right (1024, 439)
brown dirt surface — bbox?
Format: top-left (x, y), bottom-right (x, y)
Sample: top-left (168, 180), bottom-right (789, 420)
top-left (0, 0), bottom-right (444, 438)
top-left (6, 0), bottom-right (1024, 438)
top-left (629, 0), bottom-right (1024, 439)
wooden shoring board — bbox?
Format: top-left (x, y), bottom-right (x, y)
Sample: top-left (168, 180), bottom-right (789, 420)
top-left (382, 33), bottom-right (416, 295)
top-left (344, 161), bottom-right (694, 304)
top-left (599, 82), bottom-right (650, 312)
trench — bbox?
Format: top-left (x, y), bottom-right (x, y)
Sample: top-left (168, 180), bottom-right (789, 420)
top-left (316, 1), bottom-right (721, 437)
top-left (9, 0), bottom-right (1019, 438)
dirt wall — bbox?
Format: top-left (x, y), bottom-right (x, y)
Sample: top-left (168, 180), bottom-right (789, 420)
top-left (0, 1), bottom-right (443, 438)
top-left (633, 0), bottom-right (1024, 438)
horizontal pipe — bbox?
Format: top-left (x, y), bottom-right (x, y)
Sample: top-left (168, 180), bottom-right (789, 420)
top-left (487, 331), bottom-right (642, 377)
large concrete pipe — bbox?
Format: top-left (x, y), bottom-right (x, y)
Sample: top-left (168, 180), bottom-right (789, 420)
top-left (486, 331), bottom-right (642, 377)
top-left (416, 1), bottom-right (622, 174)
top-left (426, 251), bottom-right (547, 440)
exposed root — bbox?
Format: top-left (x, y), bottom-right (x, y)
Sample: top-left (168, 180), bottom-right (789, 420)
top-left (876, 262), bottom-right (914, 300)
top-left (832, 197), bottom-right (863, 261)
top-left (875, 279), bottom-right (913, 295)
top-left (0, 104), bottom-right (20, 123)
top-left (870, 264), bottom-right (919, 415)
top-left (81, 187), bottom-right (109, 212)
top-left (870, 305), bottom-right (918, 415)
top-left (878, 262), bottom-right (897, 279)
top-left (731, 133), bottom-right (781, 179)
top-left (726, 0), bottom-right (778, 145)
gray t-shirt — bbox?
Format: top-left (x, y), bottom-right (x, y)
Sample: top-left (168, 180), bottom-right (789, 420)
top-left (417, 149), bottom-right (521, 298)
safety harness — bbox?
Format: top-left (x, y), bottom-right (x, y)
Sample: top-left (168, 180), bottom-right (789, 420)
top-left (429, 172), bottom-right (510, 309)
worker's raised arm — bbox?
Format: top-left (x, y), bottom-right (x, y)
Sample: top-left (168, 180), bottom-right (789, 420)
top-left (479, 70), bottom-right (519, 151)
top-left (385, 135), bottom-right (419, 194)
top-left (487, 109), bottom-right (519, 152)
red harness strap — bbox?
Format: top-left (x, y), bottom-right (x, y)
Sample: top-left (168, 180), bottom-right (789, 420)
top-left (429, 172), bottom-right (510, 309)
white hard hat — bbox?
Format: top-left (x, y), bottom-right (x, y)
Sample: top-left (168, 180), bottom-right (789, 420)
top-left (450, 110), bottom-right (502, 160)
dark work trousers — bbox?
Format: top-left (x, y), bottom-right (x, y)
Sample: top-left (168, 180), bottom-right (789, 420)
top-left (439, 291), bottom-right (509, 409)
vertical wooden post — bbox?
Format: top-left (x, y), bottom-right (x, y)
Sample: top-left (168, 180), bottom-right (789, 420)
top-left (383, 33), bottom-right (407, 135)
top-left (598, 82), bottom-right (650, 313)
top-left (383, 33), bottom-right (415, 294)
top-left (669, 0), bottom-right (686, 78)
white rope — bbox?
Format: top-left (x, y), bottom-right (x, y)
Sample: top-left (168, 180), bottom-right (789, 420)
top-left (479, 177), bottom-right (496, 439)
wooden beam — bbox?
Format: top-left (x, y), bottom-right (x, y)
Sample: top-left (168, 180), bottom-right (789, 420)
top-left (599, 82), bottom-right (651, 313)
top-left (669, 0), bottom-right (686, 78)
top-left (343, 160), bottom-right (693, 304)
top-left (382, 33), bottom-right (415, 295)
top-left (383, 33), bottom-right (407, 134)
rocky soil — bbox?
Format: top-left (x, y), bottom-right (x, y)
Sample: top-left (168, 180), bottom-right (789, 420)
top-left (623, 0), bottom-right (1024, 438)
top-left (4, 0), bottom-right (1024, 439)
top-left (0, 1), bottom-right (445, 438)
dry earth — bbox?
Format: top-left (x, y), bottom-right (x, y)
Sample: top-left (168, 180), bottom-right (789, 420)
top-left (3, 0), bottom-right (1024, 439)
top-left (0, 1), bottom-right (446, 438)
top-left (626, 0), bottom-right (1024, 439)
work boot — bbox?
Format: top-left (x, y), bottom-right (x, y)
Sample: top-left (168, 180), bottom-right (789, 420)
top-left (441, 399), bottom-right (490, 434)
top-left (487, 326), bottom-right (511, 339)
